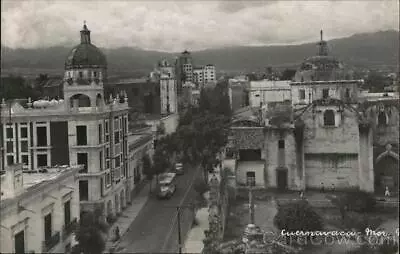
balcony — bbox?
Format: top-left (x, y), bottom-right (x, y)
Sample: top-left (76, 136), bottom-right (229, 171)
top-left (42, 231), bottom-right (60, 252)
top-left (62, 218), bottom-right (78, 240)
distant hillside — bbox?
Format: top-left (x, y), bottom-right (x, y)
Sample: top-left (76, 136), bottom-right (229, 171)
top-left (1, 30), bottom-right (398, 77)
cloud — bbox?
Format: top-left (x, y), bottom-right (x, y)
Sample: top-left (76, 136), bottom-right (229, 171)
top-left (1, 0), bottom-right (398, 52)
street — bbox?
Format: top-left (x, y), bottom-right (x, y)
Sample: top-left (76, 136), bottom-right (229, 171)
top-left (117, 164), bottom-right (201, 253)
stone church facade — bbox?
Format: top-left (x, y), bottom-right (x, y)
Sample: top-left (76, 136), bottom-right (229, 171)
top-left (229, 31), bottom-right (399, 193)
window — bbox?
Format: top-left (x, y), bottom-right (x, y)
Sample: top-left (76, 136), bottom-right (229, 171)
top-left (99, 151), bottom-right (103, 171)
top-left (79, 181), bottom-right (89, 201)
top-left (278, 140), bottom-right (285, 149)
top-left (378, 112), bottom-right (387, 126)
top-left (299, 89), bottom-right (306, 100)
top-left (98, 124), bottom-right (102, 144)
top-left (37, 126), bottom-right (47, 147)
top-left (37, 154), bottom-right (48, 167)
top-left (20, 141), bottom-right (28, 152)
top-left (6, 141), bottom-right (13, 153)
top-left (79, 72), bottom-right (83, 78)
top-left (246, 172), bottom-right (256, 187)
top-left (324, 110), bottom-right (335, 126)
top-left (64, 200), bottom-right (71, 226)
top-left (21, 155), bottom-right (28, 165)
top-left (6, 127), bottom-right (13, 139)
top-left (77, 153), bottom-right (88, 173)
top-left (345, 88), bottom-right (350, 99)
top-left (76, 126), bottom-right (87, 146)
top-left (20, 127), bottom-right (28, 138)
top-left (44, 213), bottom-right (52, 242)
top-left (322, 88), bottom-right (329, 99)
top-left (7, 155), bottom-right (14, 165)
top-left (114, 131), bottom-right (120, 144)
top-left (106, 173), bottom-right (111, 186)
top-left (115, 156), bottom-right (120, 168)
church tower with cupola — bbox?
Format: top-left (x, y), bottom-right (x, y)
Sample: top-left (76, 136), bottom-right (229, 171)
top-left (63, 22), bottom-right (107, 111)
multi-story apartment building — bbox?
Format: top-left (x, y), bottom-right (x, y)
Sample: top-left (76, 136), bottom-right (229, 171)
top-left (175, 50), bottom-right (193, 94)
top-left (0, 164), bottom-right (81, 254)
top-left (203, 64), bottom-right (216, 85)
top-left (192, 65), bottom-right (216, 88)
top-left (0, 23), bottom-right (129, 221)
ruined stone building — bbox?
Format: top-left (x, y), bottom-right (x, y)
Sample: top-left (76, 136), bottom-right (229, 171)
top-left (228, 31), bottom-right (399, 194)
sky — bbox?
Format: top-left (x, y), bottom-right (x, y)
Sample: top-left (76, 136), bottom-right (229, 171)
top-left (1, 0), bottom-right (398, 52)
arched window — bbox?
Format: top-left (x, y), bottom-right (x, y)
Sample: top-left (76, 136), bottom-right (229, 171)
top-left (324, 110), bottom-right (335, 126)
top-left (378, 112), bottom-right (387, 126)
top-left (345, 88), bottom-right (350, 99)
top-left (96, 94), bottom-right (103, 107)
top-left (70, 94), bottom-right (91, 108)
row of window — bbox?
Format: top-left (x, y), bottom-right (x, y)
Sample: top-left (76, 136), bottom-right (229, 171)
top-left (13, 200), bottom-right (72, 254)
top-left (298, 88), bottom-right (351, 100)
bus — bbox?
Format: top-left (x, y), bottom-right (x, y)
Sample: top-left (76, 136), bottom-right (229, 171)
top-left (157, 172), bottom-right (177, 199)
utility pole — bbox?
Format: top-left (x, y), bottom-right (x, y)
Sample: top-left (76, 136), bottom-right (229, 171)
top-left (177, 206), bottom-right (182, 254)
top-left (162, 203), bottom-right (195, 253)
top-left (249, 186), bottom-right (255, 224)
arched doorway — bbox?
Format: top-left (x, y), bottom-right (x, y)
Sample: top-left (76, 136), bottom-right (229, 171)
top-left (96, 94), bottom-right (103, 108)
top-left (120, 189), bottom-right (125, 210)
top-left (276, 167), bottom-right (288, 191)
top-left (115, 194), bottom-right (119, 215)
top-left (107, 200), bottom-right (112, 217)
top-left (375, 155), bottom-right (399, 194)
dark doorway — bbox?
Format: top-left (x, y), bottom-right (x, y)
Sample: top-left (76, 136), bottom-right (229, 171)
top-left (246, 171), bottom-right (256, 187)
top-left (144, 93), bottom-right (154, 114)
top-left (375, 156), bottom-right (399, 194)
top-left (277, 168), bottom-right (288, 191)
top-left (44, 213), bottom-right (52, 242)
top-left (14, 230), bottom-right (25, 254)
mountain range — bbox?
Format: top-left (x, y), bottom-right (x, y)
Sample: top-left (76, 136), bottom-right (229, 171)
top-left (1, 30), bottom-right (398, 78)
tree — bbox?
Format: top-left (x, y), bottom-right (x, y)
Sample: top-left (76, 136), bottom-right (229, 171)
top-left (274, 200), bottom-right (323, 234)
top-left (142, 154), bottom-right (154, 193)
top-left (280, 69), bottom-right (296, 81)
top-left (74, 210), bottom-right (108, 254)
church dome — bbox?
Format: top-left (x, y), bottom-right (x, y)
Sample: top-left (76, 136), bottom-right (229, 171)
top-left (65, 23), bottom-right (107, 70)
top-left (294, 30), bottom-right (349, 82)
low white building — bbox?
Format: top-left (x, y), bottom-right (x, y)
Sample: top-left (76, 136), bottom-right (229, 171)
top-left (0, 164), bottom-right (82, 254)
top-left (249, 80), bottom-right (291, 108)
top-left (126, 132), bottom-right (154, 201)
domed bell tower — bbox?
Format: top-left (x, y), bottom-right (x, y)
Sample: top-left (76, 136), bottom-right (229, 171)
top-left (63, 21), bottom-right (107, 111)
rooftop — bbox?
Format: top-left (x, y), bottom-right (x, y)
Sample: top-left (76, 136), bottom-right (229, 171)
top-left (128, 133), bottom-right (153, 151)
top-left (1, 164), bottom-right (81, 202)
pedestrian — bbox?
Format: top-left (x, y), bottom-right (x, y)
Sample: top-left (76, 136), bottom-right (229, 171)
top-left (321, 182), bottom-right (325, 193)
top-left (299, 191), bottom-right (304, 199)
top-left (115, 226), bottom-right (120, 241)
top-left (385, 186), bottom-right (390, 197)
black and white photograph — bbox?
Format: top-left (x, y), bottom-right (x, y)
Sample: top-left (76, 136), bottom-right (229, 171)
top-left (0, 0), bottom-right (399, 253)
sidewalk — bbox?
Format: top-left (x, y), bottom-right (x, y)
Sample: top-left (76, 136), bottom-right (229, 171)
top-left (182, 208), bottom-right (210, 253)
top-left (104, 181), bottom-right (151, 253)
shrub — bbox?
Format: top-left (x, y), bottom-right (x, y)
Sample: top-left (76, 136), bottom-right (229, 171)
top-left (194, 179), bottom-right (210, 196)
top-left (274, 200), bottom-right (324, 232)
top-left (343, 190), bottom-right (376, 213)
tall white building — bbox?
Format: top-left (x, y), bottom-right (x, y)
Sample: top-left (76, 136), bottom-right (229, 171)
top-left (192, 64), bottom-right (216, 88)
top-left (0, 23), bottom-right (130, 222)
top-left (0, 164), bottom-right (81, 254)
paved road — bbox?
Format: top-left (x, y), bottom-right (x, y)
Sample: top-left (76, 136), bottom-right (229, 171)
top-left (117, 164), bottom-right (201, 253)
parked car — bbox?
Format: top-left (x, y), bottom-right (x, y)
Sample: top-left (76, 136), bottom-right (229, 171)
top-left (175, 162), bottom-right (184, 175)
top-left (157, 172), bottom-right (177, 199)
